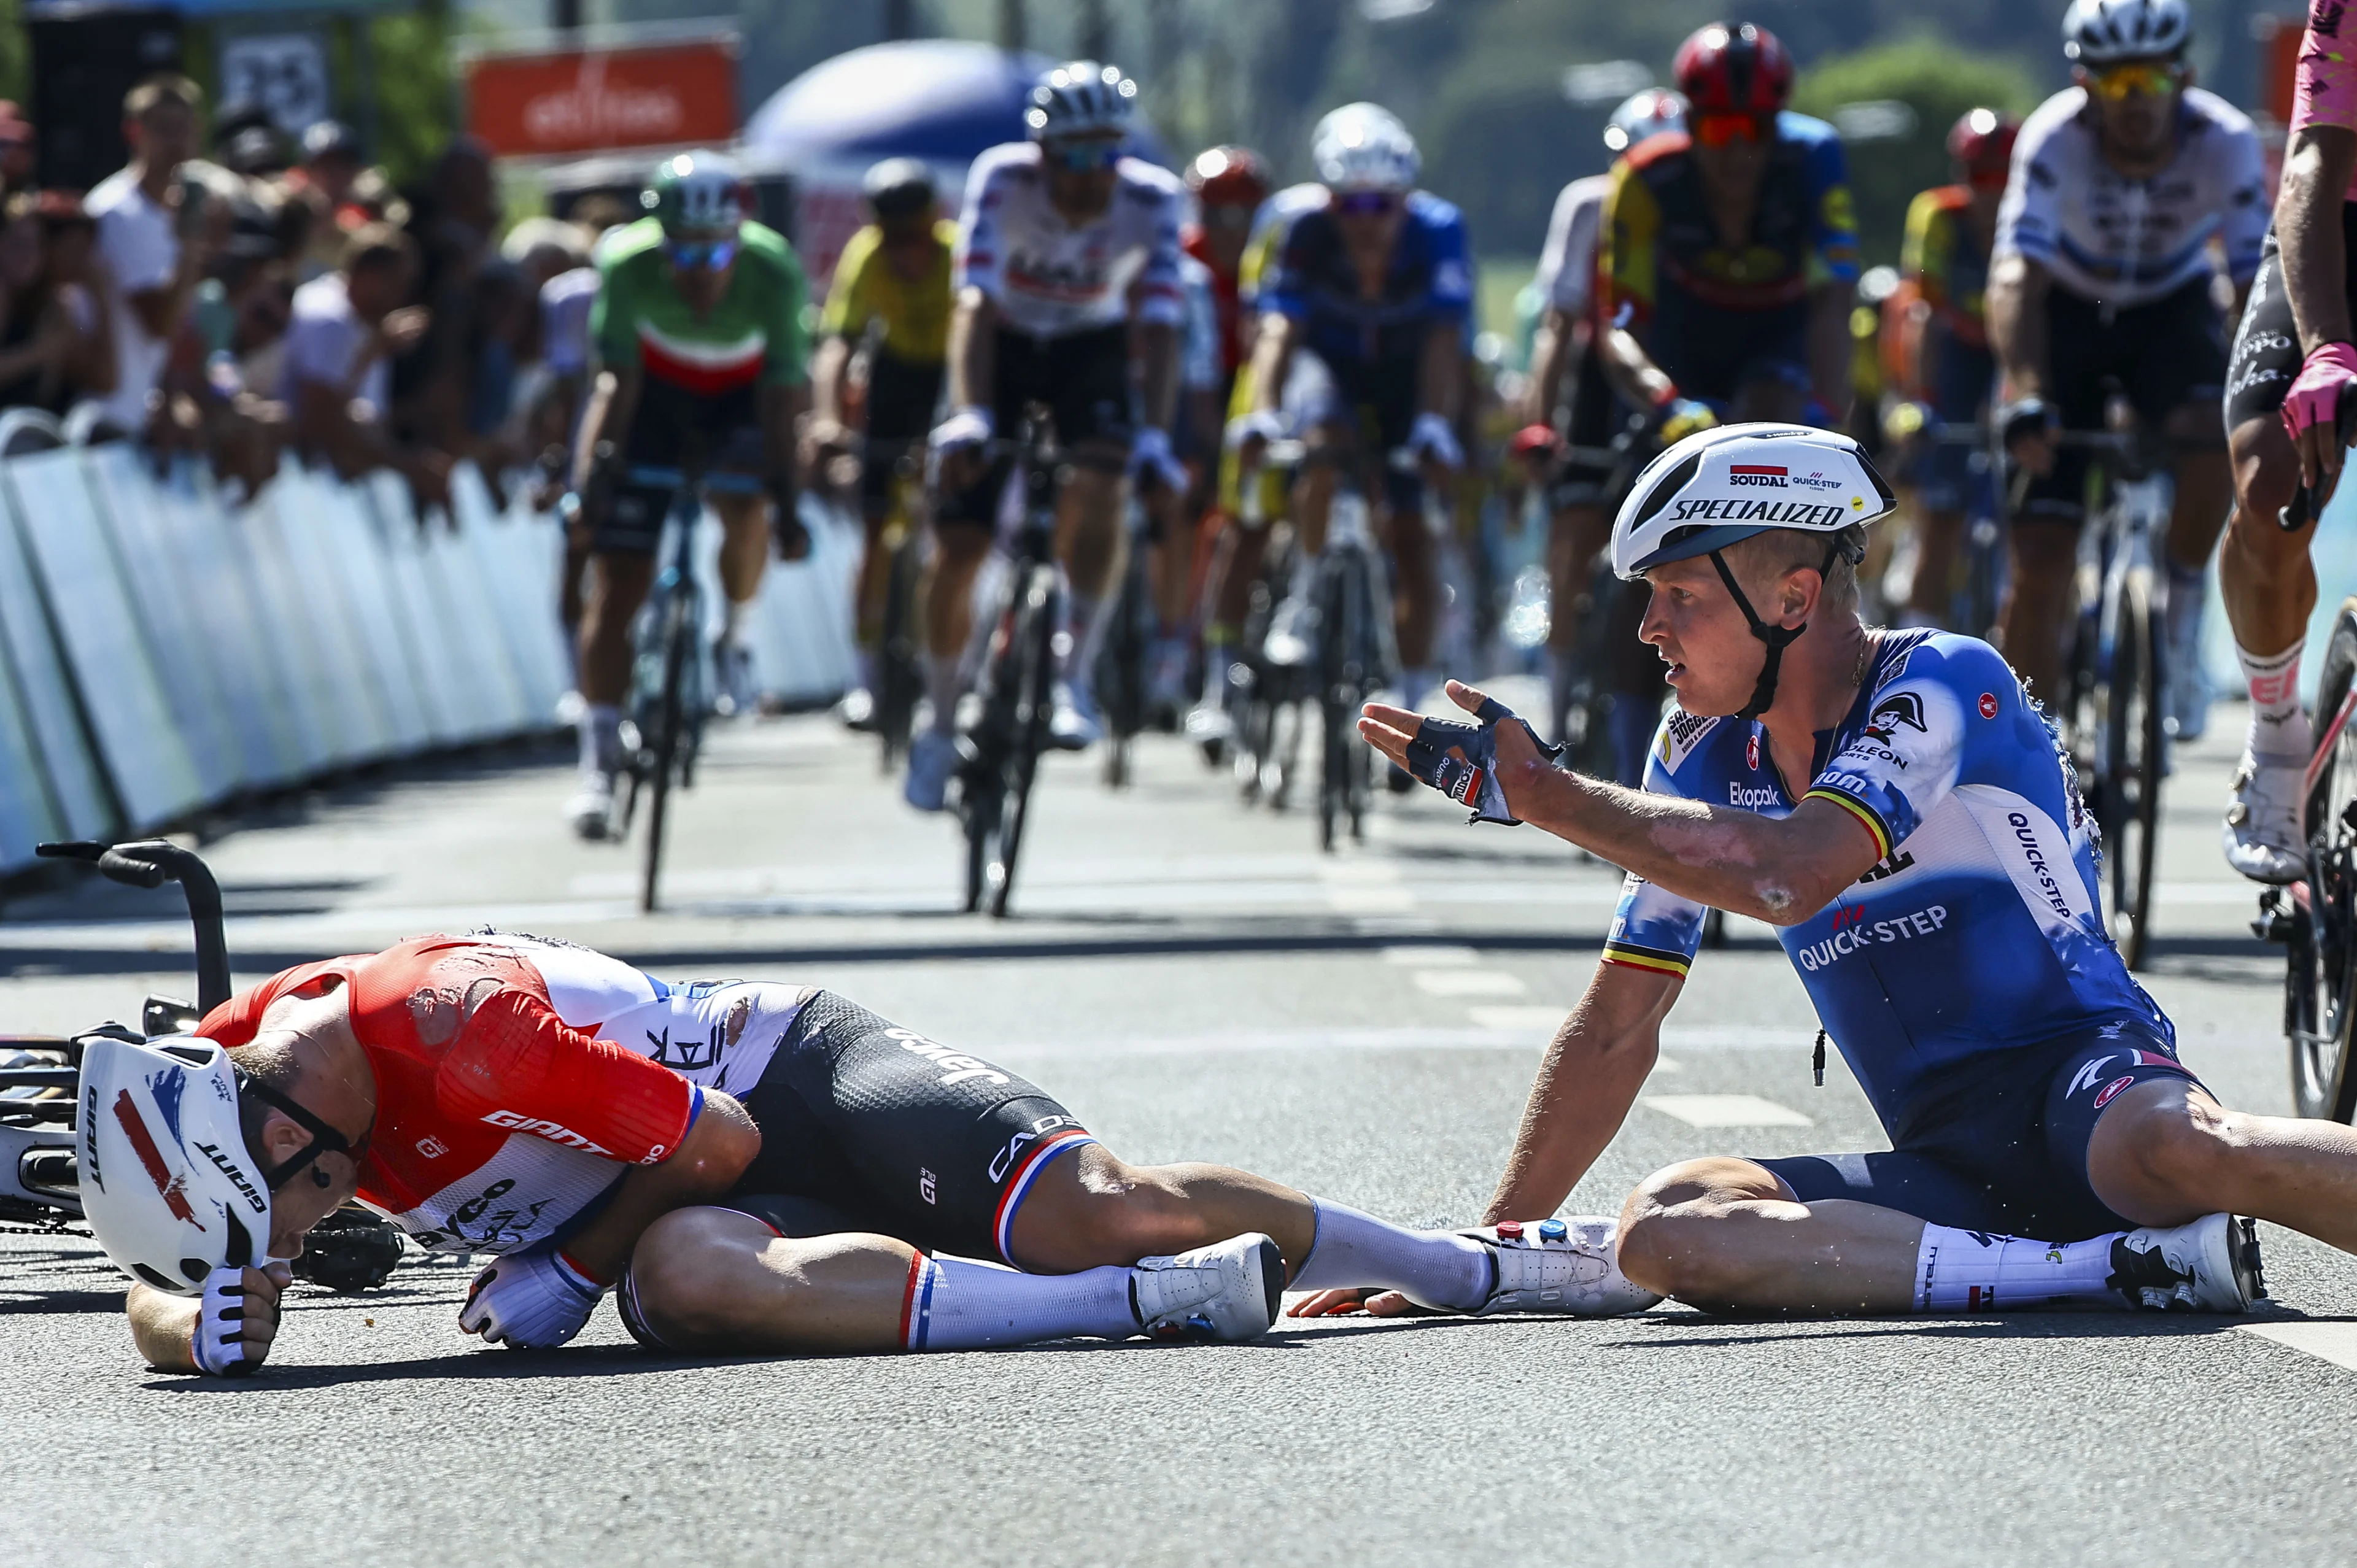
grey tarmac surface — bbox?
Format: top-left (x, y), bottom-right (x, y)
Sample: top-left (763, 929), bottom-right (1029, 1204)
top-left (5, 684), bottom-right (2355, 1566)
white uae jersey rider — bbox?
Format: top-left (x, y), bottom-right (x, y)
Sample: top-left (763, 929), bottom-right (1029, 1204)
top-left (954, 141), bottom-right (1188, 340)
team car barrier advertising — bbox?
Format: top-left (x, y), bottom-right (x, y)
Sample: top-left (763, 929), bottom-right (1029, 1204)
top-left (0, 434), bottom-right (856, 876)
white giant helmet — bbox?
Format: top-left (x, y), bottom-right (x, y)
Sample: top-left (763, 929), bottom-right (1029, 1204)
top-left (77, 1035), bottom-right (274, 1294)
top-left (2062, 0), bottom-right (2191, 64)
top-left (1312, 102), bottom-right (1420, 193)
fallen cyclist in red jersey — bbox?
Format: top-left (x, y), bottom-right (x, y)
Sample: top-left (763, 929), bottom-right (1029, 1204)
top-left (78, 932), bottom-right (1657, 1374)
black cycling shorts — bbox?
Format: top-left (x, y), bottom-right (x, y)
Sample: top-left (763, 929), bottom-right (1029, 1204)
top-left (940, 323), bottom-right (1134, 529)
top-left (597, 377), bottom-right (767, 555)
top-left (1755, 1018), bottom-right (2204, 1242)
top-left (1644, 290), bottom-right (1812, 408)
top-left (1548, 345), bottom-right (1625, 509)
top-left (2016, 277), bottom-right (2229, 523)
top-left (1288, 347), bottom-right (1425, 515)
top-left (717, 991), bottom-right (1094, 1264)
top-left (2226, 210), bottom-right (2357, 433)
top-left (861, 350), bottom-right (945, 510)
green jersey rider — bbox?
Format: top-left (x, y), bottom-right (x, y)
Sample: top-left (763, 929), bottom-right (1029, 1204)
top-left (565, 150), bottom-right (812, 840)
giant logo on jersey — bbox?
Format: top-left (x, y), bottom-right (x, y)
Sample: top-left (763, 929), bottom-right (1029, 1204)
top-left (481, 1109), bottom-right (614, 1158)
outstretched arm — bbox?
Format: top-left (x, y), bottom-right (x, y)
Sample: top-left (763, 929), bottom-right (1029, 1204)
top-left (1360, 681), bottom-right (1883, 925)
top-left (1484, 962), bottom-right (1678, 1222)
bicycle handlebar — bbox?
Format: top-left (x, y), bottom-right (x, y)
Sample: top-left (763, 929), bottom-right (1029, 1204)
top-left (37, 840), bottom-right (231, 1014)
top-left (2279, 396), bottom-right (2357, 532)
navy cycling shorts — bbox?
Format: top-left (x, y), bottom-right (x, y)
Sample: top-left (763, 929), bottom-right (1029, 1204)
top-left (1755, 1019), bottom-right (2203, 1241)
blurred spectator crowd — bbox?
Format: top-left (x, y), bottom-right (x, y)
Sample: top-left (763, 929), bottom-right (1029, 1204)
top-left (1, 72), bottom-right (633, 510)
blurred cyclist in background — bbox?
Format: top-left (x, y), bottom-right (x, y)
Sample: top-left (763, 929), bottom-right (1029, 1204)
top-left (1885, 109), bottom-right (2015, 631)
top-left (1987, 0), bottom-right (2261, 716)
top-left (913, 60), bottom-right (1188, 810)
top-left (1230, 102), bottom-right (1472, 712)
top-left (1596, 21), bottom-right (1859, 436)
top-left (564, 150), bottom-right (810, 840)
top-left (1522, 87), bottom-right (1684, 747)
top-left (808, 158), bottom-right (955, 733)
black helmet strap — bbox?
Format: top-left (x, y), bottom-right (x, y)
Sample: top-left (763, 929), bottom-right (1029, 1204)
top-left (236, 1072), bottom-right (363, 1191)
top-left (1707, 535), bottom-right (1852, 721)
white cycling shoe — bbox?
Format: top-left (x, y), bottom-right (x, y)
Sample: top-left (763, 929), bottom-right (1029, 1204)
top-left (713, 639), bottom-right (759, 719)
top-left (1129, 1232), bottom-right (1285, 1343)
top-left (2108, 1213), bottom-right (2262, 1313)
top-left (1262, 593), bottom-right (1319, 670)
top-left (564, 770), bottom-right (617, 842)
top-left (904, 730), bottom-right (958, 813)
top-left (1049, 680), bottom-right (1102, 751)
top-left (1461, 1217), bottom-right (1663, 1317)
top-left (2223, 752), bottom-right (2307, 885)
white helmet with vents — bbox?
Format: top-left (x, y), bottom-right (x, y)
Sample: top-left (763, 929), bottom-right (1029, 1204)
top-left (1026, 60), bottom-right (1138, 140)
top-left (1312, 102), bottom-right (1420, 193)
top-left (2062, 0), bottom-right (2191, 64)
top-left (77, 1035), bottom-right (274, 1295)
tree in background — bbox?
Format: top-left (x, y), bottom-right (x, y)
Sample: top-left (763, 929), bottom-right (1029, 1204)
top-left (1792, 39), bottom-right (2041, 269)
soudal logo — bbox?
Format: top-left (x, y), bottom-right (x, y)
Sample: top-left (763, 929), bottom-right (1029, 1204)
top-left (481, 1109), bottom-right (614, 1157)
top-left (1728, 465), bottom-right (1789, 488)
top-left (193, 1140), bottom-right (268, 1214)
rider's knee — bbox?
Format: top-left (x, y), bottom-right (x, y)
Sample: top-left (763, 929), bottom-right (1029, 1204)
top-left (623, 1207), bottom-right (745, 1345)
top-left (2228, 418), bottom-right (2300, 531)
top-left (1614, 1159), bottom-right (1760, 1299)
top-left (2108, 1089), bottom-right (2245, 1200)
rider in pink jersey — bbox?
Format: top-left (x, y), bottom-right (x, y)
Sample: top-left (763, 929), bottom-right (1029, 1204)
top-left (2219, 0), bottom-right (2357, 881)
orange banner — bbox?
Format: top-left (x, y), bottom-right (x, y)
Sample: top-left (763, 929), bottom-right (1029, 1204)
top-left (465, 39), bottom-right (738, 158)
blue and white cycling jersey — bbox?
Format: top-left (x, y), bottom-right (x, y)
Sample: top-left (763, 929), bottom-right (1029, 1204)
top-left (1603, 629), bottom-right (2169, 1128)
top-left (1255, 188), bottom-right (1473, 371)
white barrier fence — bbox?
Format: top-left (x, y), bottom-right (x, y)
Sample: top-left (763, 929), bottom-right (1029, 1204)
top-left (0, 434), bottom-right (859, 876)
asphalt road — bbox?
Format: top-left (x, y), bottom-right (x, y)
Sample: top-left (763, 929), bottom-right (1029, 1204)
top-left (5, 682), bottom-right (2355, 1567)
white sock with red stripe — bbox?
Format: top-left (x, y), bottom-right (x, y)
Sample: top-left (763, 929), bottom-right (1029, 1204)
top-left (2237, 638), bottom-right (2312, 763)
top-left (899, 1254), bottom-right (1137, 1350)
top-left (1289, 1200), bottom-right (1497, 1311)
top-left (1914, 1224), bottom-right (2126, 1311)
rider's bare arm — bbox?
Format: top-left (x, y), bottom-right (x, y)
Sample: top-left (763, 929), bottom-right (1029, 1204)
top-left (945, 286), bottom-right (997, 413)
top-left (1986, 252), bottom-right (2051, 401)
top-left (1482, 963), bottom-right (1679, 1221)
top-left (2281, 126), bottom-right (2357, 357)
top-left (1135, 319), bottom-right (1180, 433)
top-left (1417, 318), bottom-right (1461, 424)
top-left (556, 1089), bottom-right (761, 1283)
top-left (1806, 278), bottom-right (1856, 416)
top-left (1525, 306), bottom-right (1579, 427)
top-left (808, 334), bottom-right (852, 430)
top-left (1246, 310), bottom-right (1298, 417)
top-left (759, 380), bottom-right (808, 486)
top-left (569, 366), bottom-right (643, 493)
top-left (1598, 319), bottom-right (1676, 411)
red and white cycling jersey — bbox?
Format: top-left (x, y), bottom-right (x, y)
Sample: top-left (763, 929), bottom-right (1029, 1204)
top-left (954, 141), bottom-right (1186, 339)
top-left (198, 934), bottom-right (811, 1256)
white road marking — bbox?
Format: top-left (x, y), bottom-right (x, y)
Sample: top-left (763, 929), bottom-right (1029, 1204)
top-left (1384, 944), bottom-right (1480, 966)
top-left (1412, 970), bottom-right (1528, 997)
top-left (1643, 1094), bottom-right (1814, 1128)
top-left (1467, 1004), bottom-right (1567, 1030)
top-left (2238, 1321), bottom-right (2357, 1374)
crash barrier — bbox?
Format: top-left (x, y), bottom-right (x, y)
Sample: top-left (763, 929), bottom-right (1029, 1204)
top-left (0, 414), bottom-right (857, 876)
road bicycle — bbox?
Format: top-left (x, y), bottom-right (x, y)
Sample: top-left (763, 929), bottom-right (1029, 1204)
top-left (865, 438), bottom-right (929, 775)
top-left (953, 407), bottom-right (1074, 917)
top-left (611, 463), bottom-right (766, 916)
top-left (2045, 426), bottom-right (2170, 970)
top-left (1899, 414), bottom-right (2006, 638)
top-left (2258, 398), bottom-right (2357, 1120)
top-left (0, 839), bottom-right (406, 1292)
top-left (1094, 493), bottom-right (1157, 790)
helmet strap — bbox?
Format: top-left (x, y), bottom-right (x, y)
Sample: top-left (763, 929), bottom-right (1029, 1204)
top-left (238, 1073), bottom-right (363, 1191)
top-left (1706, 538), bottom-right (1850, 721)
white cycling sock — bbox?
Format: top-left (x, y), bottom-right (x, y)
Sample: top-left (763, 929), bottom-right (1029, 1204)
top-left (721, 597), bottom-right (754, 647)
top-left (2235, 637), bottom-right (2312, 762)
top-left (578, 704), bottom-right (620, 774)
top-left (1067, 592), bottom-right (1108, 686)
top-left (901, 1254), bottom-right (1137, 1350)
top-left (1914, 1224), bottom-right (2126, 1311)
top-left (1289, 1200), bottom-right (1496, 1311)
top-left (924, 653), bottom-right (961, 735)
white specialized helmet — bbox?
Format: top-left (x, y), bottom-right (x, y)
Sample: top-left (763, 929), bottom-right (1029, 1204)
top-left (2062, 0), bottom-right (2191, 64)
top-left (1612, 422), bottom-right (1895, 717)
top-left (1312, 102), bottom-right (1420, 193)
top-left (1027, 60), bottom-right (1138, 140)
top-left (77, 1036), bottom-right (274, 1294)
top-left (1604, 88), bottom-right (1686, 153)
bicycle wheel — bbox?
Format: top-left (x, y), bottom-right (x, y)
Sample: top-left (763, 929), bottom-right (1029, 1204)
top-left (2103, 573), bottom-right (2165, 968)
top-left (985, 570), bottom-right (1057, 917)
top-left (638, 586), bottom-right (694, 915)
top-left (875, 530), bottom-right (924, 773)
top-left (1317, 554), bottom-right (1352, 852)
top-left (2289, 601), bottom-right (2357, 1121)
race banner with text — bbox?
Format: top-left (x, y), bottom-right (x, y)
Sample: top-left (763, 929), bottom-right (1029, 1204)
top-left (464, 36), bottom-right (739, 158)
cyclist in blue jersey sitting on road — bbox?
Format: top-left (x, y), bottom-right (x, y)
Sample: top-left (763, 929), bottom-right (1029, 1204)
top-left (1302, 420), bottom-right (2357, 1321)
top-left (1228, 102), bottom-right (1473, 713)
